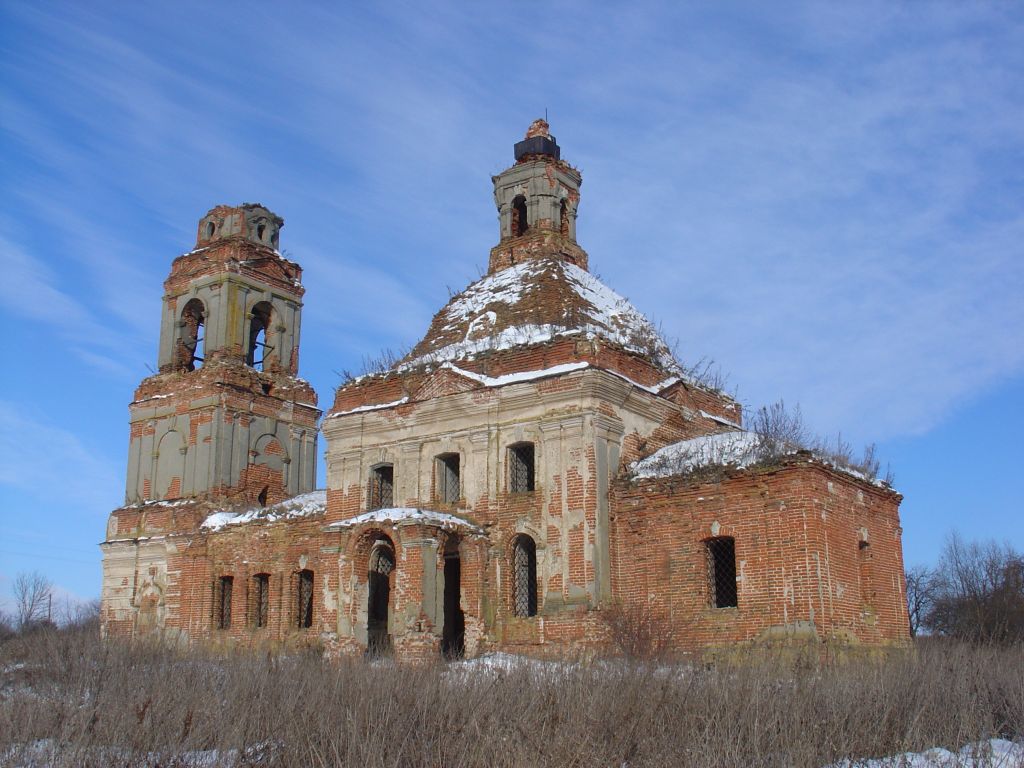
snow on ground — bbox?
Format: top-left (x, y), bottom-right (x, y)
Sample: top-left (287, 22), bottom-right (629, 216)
top-left (326, 506), bottom-right (483, 533)
top-left (1, 740), bottom-right (277, 767)
top-left (827, 739), bottom-right (1024, 767)
top-left (201, 490), bottom-right (327, 531)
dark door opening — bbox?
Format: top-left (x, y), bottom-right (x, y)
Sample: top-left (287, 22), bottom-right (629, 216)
top-left (368, 543), bottom-right (394, 656)
top-left (441, 546), bottom-right (465, 659)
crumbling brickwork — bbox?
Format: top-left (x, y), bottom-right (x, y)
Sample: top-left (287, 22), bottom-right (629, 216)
top-left (101, 126), bottom-right (910, 660)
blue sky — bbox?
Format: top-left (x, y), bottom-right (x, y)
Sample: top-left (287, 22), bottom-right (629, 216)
top-left (1, 1), bottom-right (1021, 610)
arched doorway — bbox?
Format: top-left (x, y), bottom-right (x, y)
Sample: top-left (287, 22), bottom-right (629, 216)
top-left (367, 539), bottom-right (395, 656)
top-left (441, 537), bottom-right (465, 659)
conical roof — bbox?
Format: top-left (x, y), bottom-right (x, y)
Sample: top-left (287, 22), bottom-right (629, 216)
top-left (400, 257), bottom-right (680, 375)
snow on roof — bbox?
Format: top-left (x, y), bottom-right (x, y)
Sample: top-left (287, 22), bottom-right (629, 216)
top-left (326, 507), bottom-right (484, 533)
top-left (201, 490), bottom-right (327, 531)
top-left (329, 397), bottom-right (409, 418)
top-left (631, 431), bottom-right (761, 479)
top-left (630, 430), bottom-right (892, 489)
top-left (443, 360), bottom-right (589, 387)
top-left (401, 260), bottom-right (680, 372)
top-left (331, 362), bottom-right (688, 419)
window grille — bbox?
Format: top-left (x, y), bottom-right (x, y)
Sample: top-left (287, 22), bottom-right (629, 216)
top-left (706, 537), bottom-right (738, 609)
top-left (512, 536), bottom-right (538, 617)
top-left (216, 575), bottom-right (233, 629)
top-left (368, 465), bottom-right (394, 510)
top-left (296, 570), bottom-right (314, 629)
top-left (253, 573), bottom-right (269, 629)
top-left (436, 453), bottom-right (460, 504)
top-left (508, 443), bottom-right (535, 493)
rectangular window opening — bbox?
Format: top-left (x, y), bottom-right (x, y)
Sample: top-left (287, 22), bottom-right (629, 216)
top-left (216, 575), bottom-right (233, 629)
top-left (296, 570), bottom-right (314, 629)
top-left (706, 537), bottom-right (738, 609)
top-left (253, 573), bottom-right (270, 629)
top-left (508, 443), bottom-right (535, 494)
top-left (436, 453), bottom-right (460, 504)
top-left (369, 465), bottom-right (394, 510)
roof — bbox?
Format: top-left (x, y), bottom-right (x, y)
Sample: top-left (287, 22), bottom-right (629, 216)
top-left (630, 430), bottom-right (893, 489)
top-left (400, 258), bottom-right (680, 374)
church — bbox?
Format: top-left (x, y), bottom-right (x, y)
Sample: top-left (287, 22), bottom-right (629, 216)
top-left (100, 121), bottom-right (911, 659)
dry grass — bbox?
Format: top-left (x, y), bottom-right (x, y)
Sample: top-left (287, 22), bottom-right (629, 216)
top-left (0, 625), bottom-right (1021, 767)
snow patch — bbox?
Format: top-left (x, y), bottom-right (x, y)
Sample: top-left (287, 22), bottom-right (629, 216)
top-left (630, 431), bottom-right (891, 489)
top-left (327, 506), bottom-right (483, 533)
top-left (632, 431), bottom-right (761, 479)
top-left (403, 260), bottom-right (680, 372)
top-left (443, 361), bottom-right (590, 387)
top-left (201, 490), bottom-right (327, 531)
top-left (328, 397), bottom-right (409, 418)
top-left (826, 739), bottom-right (1024, 768)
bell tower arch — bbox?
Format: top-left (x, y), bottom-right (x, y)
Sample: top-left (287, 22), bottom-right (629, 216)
top-left (124, 204), bottom-right (320, 506)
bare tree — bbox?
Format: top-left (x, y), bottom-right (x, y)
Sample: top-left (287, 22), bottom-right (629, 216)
top-left (0, 608), bottom-right (13, 643)
top-left (924, 533), bottom-right (1024, 644)
top-left (13, 571), bottom-right (53, 630)
top-left (905, 565), bottom-right (936, 637)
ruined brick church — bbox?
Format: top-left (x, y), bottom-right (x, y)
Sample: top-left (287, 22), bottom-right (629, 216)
top-left (101, 121), bottom-right (911, 659)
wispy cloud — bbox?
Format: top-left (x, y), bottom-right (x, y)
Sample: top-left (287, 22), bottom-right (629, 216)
top-left (0, 401), bottom-right (121, 510)
top-left (1, 0), bottom-right (1021, 447)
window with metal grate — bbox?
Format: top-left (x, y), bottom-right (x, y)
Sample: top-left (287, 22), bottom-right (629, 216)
top-left (512, 535), bottom-right (538, 617)
top-left (508, 443), bottom-right (535, 493)
top-left (296, 570), bottom-right (314, 629)
top-left (368, 464), bottom-right (394, 510)
top-left (706, 537), bottom-right (738, 608)
top-left (436, 453), bottom-right (460, 504)
top-left (216, 575), bottom-right (233, 629)
top-left (252, 573), bottom-right (270, 628)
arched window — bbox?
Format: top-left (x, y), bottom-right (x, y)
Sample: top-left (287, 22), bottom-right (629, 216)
top-left (705, 537), bottom-right (738, 609)
top-left (368, 539), bottom-right (395, 655)
top-left (511, 195), bottom-right (528, 237)
top-left (368, 464), bottom-right (394, 510)
top-left (560, 199), bottom-right (570, 236)
top-left (178, 298), bottom-right (206, 371)
top-left (512, 534), bottom-right (538, 618)
top-left (247, 302), bottom-right (273, 371)
top-left (205, 220), bottom-right (216, 239)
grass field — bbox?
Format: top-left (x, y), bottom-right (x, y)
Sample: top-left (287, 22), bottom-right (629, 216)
top-left (1, 623), bottom-right (1021, 767)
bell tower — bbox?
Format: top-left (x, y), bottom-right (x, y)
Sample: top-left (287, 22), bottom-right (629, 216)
top-left (488, 119), bottom-right (589, 274)
top-left (123, 204), bottom-right (320, 506)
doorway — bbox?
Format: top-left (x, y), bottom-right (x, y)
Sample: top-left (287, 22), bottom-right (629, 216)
top-left (367, 540), bottom-right (395, 656)
top-left (441, 539), bottom-right (465, 659)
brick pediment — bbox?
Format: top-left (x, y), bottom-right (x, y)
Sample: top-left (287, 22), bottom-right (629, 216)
top-left (411, 367), bottom-right (481, 401)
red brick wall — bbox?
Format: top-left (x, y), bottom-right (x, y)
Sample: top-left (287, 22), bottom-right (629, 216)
top-left (609, 460), bottom-right (910, 655)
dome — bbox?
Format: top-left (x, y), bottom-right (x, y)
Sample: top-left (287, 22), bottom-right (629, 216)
top-left (400, 257), bottom-right (680, 375)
